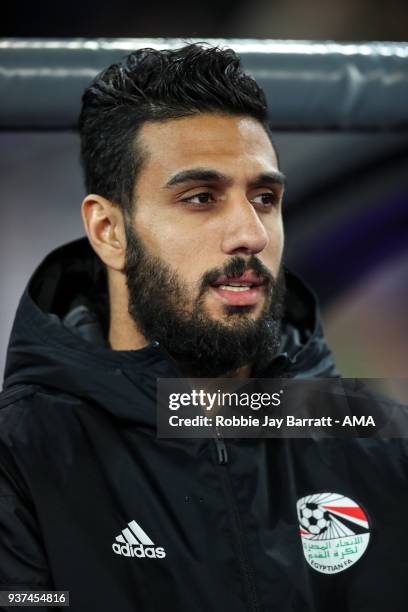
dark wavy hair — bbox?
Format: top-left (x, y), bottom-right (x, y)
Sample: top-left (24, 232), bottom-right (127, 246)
top-left (79, 43), bottom-right (270, 212)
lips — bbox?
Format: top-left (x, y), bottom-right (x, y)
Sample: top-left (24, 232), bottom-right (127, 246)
top-left (212, 272), bottom-right (265, 288)
top-left (210, 272), bottom-right (265, 306)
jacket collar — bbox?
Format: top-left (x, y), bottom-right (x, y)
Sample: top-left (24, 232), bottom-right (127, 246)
top-left (3, 238), bottom-right (338, 423)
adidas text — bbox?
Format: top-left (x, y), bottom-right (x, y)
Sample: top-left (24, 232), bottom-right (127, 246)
top-left (112, 543), bottom-right (166, 558)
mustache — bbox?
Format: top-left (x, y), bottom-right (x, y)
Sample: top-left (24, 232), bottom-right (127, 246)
top-left (199, 255), bottom-right (275, 295)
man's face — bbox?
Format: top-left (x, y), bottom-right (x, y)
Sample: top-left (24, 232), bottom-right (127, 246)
top-left (124, 113), bottom-right (286, 376)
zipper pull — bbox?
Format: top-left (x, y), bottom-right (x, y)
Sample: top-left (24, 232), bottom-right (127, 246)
top-left (214, 434), bottom-right (228, 464)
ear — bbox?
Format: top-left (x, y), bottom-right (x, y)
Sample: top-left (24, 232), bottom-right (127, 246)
top-left (81, 194), bottom-right (126, 272)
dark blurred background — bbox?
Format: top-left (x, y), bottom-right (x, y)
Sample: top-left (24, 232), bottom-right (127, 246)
top-left (1, 2), bottom-right (407, 391)
top-left (2, 0), bottom-right (408, 40)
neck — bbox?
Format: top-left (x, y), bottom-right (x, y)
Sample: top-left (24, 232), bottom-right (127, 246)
top-left (107, 270), bottom-right (148, 350)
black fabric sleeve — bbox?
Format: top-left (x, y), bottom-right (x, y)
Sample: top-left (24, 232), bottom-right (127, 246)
top-left (0, 440), bottom-right (53, 609)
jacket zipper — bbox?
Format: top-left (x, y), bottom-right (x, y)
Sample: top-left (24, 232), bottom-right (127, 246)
top-left (214, 433), bottom-right (261, 612)
top-left (152, 342), bottom-right (260, 610)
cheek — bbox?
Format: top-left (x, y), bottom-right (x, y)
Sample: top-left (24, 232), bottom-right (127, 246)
top-left (132, 212), bottom-right (174, 265)
top-left (277, 222), bottom-right (285, 258)
top-left (134, 220), bottom-right (208, 289)
top-left (139, 221), bottom-right (220, 280)
top-left (264, 219), bottom-right (284, 270)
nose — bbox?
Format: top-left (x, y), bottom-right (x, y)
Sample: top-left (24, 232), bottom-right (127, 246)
top-left (220, 195), bottom-right (269, 256)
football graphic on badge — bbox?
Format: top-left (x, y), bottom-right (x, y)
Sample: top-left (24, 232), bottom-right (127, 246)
top-left (297, 492), bottom-right (370, 574)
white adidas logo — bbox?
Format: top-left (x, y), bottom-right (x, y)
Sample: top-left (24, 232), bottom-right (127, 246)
top-left (112, 520), bottom-right (166, 559)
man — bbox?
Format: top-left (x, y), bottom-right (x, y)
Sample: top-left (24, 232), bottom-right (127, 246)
top-left (0, 44), bottom-right (406, 611)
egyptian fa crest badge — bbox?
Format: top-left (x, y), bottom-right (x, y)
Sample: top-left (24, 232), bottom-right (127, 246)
top-left (297, 492), bottom-right (370, 574)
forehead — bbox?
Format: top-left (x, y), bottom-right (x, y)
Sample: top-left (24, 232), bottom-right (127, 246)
top-left (136, 114), bottom-right (279, 181)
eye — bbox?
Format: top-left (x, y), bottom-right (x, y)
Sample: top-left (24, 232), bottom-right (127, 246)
top-left (180, 192), bottom-right (215, 206)
top-left (250, 192), bottom-right (278, 208)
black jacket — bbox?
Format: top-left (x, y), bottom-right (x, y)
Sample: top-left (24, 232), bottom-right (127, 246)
top-left (0, 238), bottom-right (407, 611)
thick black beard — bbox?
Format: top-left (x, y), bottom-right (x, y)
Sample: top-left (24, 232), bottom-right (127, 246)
top-left (124, 221), bottom-right (286, 377)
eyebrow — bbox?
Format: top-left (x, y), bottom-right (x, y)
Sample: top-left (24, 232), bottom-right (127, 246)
top-left (164, 167), bottom-right (286, 189)
top-left (248, 172), bottom-right (286, 189)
